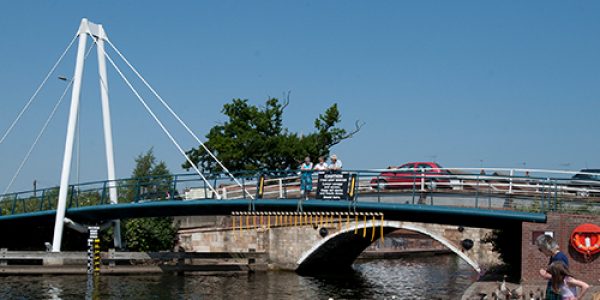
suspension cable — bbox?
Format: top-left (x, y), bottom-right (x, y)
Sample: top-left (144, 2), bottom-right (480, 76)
top-left (0, 35), bottom-right (78, 145)
top-left (4, 81), bottom-right (73, 194)
top-left (3, 41), bottom-right (98, 194)
top-left (102, 50), bottom-right (221, 199)
top-left (105, 39), bottom-right (253, 199)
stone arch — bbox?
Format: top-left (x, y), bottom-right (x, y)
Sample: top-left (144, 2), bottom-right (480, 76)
top-left (295, 220), bottom-right (480, 274)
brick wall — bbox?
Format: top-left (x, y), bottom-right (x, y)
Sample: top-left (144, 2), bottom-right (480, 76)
top-left (522, 213), bottom-right (600, 283)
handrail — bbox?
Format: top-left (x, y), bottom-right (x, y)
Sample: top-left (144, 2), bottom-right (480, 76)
top-left (1, 168), bottom-right (599, 217)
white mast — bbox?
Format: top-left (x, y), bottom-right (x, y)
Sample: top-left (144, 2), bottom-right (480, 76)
top-left (52, 19), bottom-right (89, 252)
top-left (52, 18), bottom-right (121, 251)
top-left (95, 23), bottom-right (122, 249)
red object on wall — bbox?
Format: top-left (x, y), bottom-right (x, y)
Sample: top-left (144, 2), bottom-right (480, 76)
top-left (570, 223), bottom-right (600, 257)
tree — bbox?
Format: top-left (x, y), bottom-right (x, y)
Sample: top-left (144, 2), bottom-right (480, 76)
top-left (107, 149), bottom-right (178, 251)
top-left (183, 96), bottom-right (363, 173)
top-left (125, 149), bottom-right (173, 201)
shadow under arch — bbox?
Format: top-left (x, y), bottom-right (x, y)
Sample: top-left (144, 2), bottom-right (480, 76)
top-left (295, 220), bottom-right (480, 275)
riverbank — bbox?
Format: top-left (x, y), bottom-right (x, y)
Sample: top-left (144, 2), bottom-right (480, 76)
top-left (0, 250), bottom-right (266, 275)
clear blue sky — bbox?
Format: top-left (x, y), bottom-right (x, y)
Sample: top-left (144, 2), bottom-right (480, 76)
top-left (0, 1), bottom-right (599, 192)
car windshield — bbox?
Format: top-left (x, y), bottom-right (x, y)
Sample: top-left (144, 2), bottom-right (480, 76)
top-left (573, 170), bottom-right (600, 180)
top-left (417, 164), bottom-right (433, 170)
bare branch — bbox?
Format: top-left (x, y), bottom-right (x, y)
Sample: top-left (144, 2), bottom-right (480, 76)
top-left (281, 90), bottom-right (291, 111)
top-left (341, 120), bottom-right (365, 139)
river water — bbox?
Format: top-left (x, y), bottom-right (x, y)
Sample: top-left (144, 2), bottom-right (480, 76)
top-left (0, 255), bottom-right (477, 300)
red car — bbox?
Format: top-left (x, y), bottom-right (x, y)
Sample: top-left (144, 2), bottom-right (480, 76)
top-left (370, 162), bottom-right (450, 189)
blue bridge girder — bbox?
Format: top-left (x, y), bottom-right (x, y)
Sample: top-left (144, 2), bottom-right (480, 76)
top-left (0, 199), bottom-right (546, 229)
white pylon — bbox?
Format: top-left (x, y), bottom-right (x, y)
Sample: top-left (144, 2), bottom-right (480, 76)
top-left (52, 18), bottom-right (121, 252)
top-left (96, 23), bottom-right (122, 249)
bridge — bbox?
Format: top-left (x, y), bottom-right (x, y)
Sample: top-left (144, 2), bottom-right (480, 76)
top-left (2, 168), bottom-right (599, 273)
top-left (1, 167), bottom-right (598, 227)
top-left (1, 19), bottom-right (600, 275)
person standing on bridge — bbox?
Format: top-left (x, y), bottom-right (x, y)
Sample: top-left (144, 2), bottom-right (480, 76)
top-left (328, 154), bottom-right (342, 173)
top-left (300, 156), bottom-right (314, 200)
top-left (313, 156), bottom-right (328, 172)
top-left (536, 234), bottom-right (571, 300)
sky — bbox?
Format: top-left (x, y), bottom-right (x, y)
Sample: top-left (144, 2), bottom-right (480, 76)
top-left (0, 1), bottom-right (599, 192)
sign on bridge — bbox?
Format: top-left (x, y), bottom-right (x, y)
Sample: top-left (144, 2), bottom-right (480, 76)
top-left (316, 172), bottom-right (356, 200)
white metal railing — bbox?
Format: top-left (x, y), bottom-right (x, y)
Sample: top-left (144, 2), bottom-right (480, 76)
top-left (182, 167), bottom-right (600, 202)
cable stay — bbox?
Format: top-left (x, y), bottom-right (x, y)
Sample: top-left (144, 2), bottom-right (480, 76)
top-left (3, 41), bottom-right (98, 194)
top-left (0, 35), bottom-right (78, 145)
top-left (4, 80), bottom-right (73, 194)
top-left (105, 39), bottom-right (254, 199)
top-left (101, 48), bottom-right (222, 199)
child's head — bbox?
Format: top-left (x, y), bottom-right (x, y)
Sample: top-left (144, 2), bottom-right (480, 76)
top-left (547, 261), bottom-right (573, 293)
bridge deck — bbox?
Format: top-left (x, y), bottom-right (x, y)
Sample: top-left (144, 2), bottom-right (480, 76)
top-left (0, 199), bottom-right (546, 229)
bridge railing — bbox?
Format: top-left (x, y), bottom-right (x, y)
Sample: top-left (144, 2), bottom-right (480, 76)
top-left (1, 168), bottom-right (599, 217)
top-left (357, 168), bottom-right (600, 214)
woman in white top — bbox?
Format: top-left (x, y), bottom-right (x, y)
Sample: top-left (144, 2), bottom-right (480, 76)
top-left (313, 156), bottom-right (328, 171)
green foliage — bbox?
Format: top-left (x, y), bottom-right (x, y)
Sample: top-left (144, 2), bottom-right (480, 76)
top-left (182, 97), bottom-right (362, 172)
top-left (517, 197), bottom-right (597, 215)
top-left (125, 149), bottom-right (174, 202)
top-left (0, 187), bottom-right (59, 216)
top-left (73, 190), bottom-right (102, 207)
top-left (122, 217), bottom-right (177, 252)
top-left (107, 148), bottom-right (178, 251)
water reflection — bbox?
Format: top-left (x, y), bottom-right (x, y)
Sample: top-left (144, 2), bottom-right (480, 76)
top-left (0, 254), bottom-right (477, 299)
top-left (85, 276), bottom-right (99, 300)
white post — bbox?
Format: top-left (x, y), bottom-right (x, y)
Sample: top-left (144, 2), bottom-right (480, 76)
top-left (96, 25), bottom-right (122, 249)
top-left (508, 169), bottom-right (514, 194)
top-left (420, 169), bottom-right (425, 192)
top-left (279, 179), bottom-right (283, 198)
top-left (52, 19), bottom-right (89, 252)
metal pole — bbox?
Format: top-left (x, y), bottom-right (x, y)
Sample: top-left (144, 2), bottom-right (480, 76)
top-left (420, 169), bottom-right (425, 192)
top-left (96, 25), bottom-right (121, 248)
top-left (52, 19), bottom-right (89, 252)
top-left (475, 174), bottom-right (480, 208)
top-left (279, 179), bottom-right (283, 198)
top-left (508, 169), bottom-right (514, 194)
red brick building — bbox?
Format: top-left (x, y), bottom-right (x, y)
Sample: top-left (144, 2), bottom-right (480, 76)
top-left (522, 213), bottom-right (600, 283)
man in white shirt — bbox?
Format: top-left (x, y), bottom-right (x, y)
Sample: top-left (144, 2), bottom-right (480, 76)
top-left (329, 154), bottom-right (342, 172)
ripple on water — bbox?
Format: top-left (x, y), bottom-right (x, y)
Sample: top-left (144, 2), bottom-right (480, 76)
top-left (0, 254), bottom-right (477, 300)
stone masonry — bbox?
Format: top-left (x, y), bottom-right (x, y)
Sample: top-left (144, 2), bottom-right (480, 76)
top-left (175, 215), bottom-right (499, 271)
